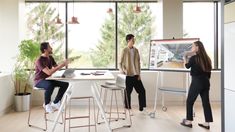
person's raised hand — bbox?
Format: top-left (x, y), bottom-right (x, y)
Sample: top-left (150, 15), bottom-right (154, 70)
top-left (184, 51), bottom-right (196, 57)
top-left (63, 59), bottom-right (69, 67)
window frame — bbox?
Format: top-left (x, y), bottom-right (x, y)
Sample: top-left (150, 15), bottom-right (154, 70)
top-left (25, 1), bottom-right (221, 70)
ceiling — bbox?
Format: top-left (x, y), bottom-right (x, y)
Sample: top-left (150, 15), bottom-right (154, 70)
top-left (25, 0), bottom-right (220, 2)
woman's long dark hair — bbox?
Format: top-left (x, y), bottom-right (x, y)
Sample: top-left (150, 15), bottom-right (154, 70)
top-left (194, 41), bottom-right (212, 72)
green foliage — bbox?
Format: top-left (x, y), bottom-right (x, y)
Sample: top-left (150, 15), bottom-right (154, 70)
top-left (90, 12), bottom-right (115, 68)
top-left (18, 40), bottom-right (40, 62)
top-left (90, 3), bottom-right (155, 68)
top-left (13, 61), bottom-right (30, 95)
top-left (14, 3), bottom-right (71, 94)
top-left (13, 40), bottom-right (41, 95)
top-left (26, 3), bottom-right (66, 62)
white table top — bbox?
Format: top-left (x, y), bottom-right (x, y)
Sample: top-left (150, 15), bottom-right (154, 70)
top-left (47, 70), bottom-right (114, 81)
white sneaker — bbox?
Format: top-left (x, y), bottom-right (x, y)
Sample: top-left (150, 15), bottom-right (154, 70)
top-left (43, 104), bottom-right (54, 113)
top-left (129, 109), bottom-right (134, 116)
top-left (51, 101), bottom-right (61, 111)
top-left (126, 108), bottom-right (134, 116)
top-left (140, 108), bottom-right (149, 115)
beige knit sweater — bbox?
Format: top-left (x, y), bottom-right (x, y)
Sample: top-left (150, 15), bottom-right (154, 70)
top-left (119, 47), bottom-right (141, 76)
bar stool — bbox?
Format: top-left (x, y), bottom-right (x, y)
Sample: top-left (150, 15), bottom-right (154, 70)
top-left (63, 96), bottom-right (97, 132)
top-left (97, 74), bottom-right (132, 128)
top-left (28, 87), bottom-right (63, 131)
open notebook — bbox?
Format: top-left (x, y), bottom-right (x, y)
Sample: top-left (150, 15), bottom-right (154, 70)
top-left (52, 69), bottom-right (75, 78)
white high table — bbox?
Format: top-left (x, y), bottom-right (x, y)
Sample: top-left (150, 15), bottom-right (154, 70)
top-left (48, 70), bottom-right (114, 132)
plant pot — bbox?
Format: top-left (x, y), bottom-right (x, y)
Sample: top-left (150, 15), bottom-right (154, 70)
top-left (14, 93), bottom-right (31, 112)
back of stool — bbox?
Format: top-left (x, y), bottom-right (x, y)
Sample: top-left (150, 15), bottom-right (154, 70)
top-left (116, 74), bottom-right (126, 88)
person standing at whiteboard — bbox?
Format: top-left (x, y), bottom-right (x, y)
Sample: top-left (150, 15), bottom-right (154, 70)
top-left (180, 41), bottom-right (213, 129)
top-left (119, 34), bottom-right (147, 115)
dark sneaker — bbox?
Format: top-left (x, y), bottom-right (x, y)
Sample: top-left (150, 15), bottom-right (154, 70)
top-left (198, 123), bottom-right (210, 130)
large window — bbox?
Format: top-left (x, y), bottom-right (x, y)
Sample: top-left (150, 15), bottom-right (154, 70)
top-left (117, 2), bottom-right (157, 69)
top-left (25, 3), bottom-right (66, 62)
top-left (25, 1), bottom-right (219, 69)
top-left (183, 2), bottom-right (215, 68)
top-left (25, 2), bottom-right (157, 69)
top-left (67, 3), bottom-right (116, 69)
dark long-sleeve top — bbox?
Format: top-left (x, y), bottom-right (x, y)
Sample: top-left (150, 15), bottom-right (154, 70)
top-left (34, 55), bottom-right (58, 85)
top-left (185, 55), bottom-right (211, 79)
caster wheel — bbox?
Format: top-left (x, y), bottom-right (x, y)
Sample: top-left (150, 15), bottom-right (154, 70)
top-left (162, 106), bottom-right (167, 112)
top-left (149, 112), bottom-right (155, 118)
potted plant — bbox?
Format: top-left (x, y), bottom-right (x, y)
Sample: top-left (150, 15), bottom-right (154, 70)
top-left (12, 40), bottom-right (40, 112)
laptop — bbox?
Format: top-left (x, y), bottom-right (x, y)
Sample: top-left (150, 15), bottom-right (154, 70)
top-left (52, 69), bottom-right (75, 78)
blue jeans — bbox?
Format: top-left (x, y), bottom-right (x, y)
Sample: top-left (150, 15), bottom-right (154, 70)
top-left (35, 80), bottom-right (69, 105)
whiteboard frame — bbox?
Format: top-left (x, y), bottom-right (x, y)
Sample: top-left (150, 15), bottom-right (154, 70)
top-left (148, 38), bottom-right (199, 71)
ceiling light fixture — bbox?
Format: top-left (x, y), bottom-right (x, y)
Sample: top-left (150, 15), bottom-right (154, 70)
top-left (107, 0), bottom-right (113, 14)
top-left (55, 0), bottom-right (63, 24)
top-left (68, 0), bottom-right (79, 24)
top-left (133, 0), bottom-right (141, 13)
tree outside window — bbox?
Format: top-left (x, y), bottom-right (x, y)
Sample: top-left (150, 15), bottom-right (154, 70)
top-left (25, 3), bottom-right (66, 62)
top-left (25, 2), bottom-right (158, 69)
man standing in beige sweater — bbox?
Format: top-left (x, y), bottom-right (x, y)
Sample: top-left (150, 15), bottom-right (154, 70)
top-left (119, 34), bottom-right (147, 114)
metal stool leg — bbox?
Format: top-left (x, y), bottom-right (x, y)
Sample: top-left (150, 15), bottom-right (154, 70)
top-left (28, 88), bottom-right (64, 131)
top-left (28, 88), bottom-right (47, 131)
top-left (114, 91), bottom-right (120, 120)
top-left (92, 97), bottom-right (97, 132)
top-left (123, 88), bottom-right (132, 127)
top-left (97, 87), bottom-right (132, 129)
top-left (64, 96), bottom-right (97, 132)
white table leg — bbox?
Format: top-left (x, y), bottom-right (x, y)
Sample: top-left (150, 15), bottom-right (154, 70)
top-left (149, 71), bottom-right (160, 118)
top-left (91, 81), bottom-right (112, 132)
top-left (51, 84), bottom-right (73, 132)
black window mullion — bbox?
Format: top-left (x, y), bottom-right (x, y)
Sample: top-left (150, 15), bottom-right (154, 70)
top-left (65, 2), bottom-right (68, 60)
top-left (115, 2), bottom-right (118, 69)
top-left (214, 1), bottom-right (219, 69)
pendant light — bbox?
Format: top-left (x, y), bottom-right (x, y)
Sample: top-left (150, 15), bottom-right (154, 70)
top-left (68, 0), bottom-right (79, 24)
top-left (55, 0), bottom-right (63, 24)
top-left (133, 0), bottom-right (141, 13)
top-left (107, 0), bottom-right (113, 14)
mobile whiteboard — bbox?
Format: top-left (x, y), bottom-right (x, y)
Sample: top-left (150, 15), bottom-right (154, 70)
top-left (149, 38), bottom-right (199, 70)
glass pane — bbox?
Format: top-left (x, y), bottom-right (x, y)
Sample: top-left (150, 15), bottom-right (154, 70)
top-left (117, 2), bottom-right (158, 69)
top-left (67, 2), bottom-right (115, 69)
top-left (183, 2), bottom-right (215, 68)
top-left (218, 2), bottom-right (221, 69)
top-left (25, 3), bottom-right (66, 63)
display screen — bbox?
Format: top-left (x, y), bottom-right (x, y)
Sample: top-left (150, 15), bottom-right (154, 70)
top-left (149, 38), bottom-right (199, 70)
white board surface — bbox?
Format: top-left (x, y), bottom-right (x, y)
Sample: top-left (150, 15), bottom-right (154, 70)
top-left (224, 22), bottom-right (235, 91)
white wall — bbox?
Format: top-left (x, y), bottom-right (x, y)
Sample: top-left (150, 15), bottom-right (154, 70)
top-left (0, 68), bottom-right (222, 111)
top-left (224, 1), bottom-right (235, 131)
top-left (0, 74), bottom-right (14, 116)
top-left (31, 71), bottom-right (221, 106)
top-left (162, 0), bottom-right (183, 39)
top-left (0, 0), bottom-right (25, 115)
top-left (114, 71), bottom-right (221, 106)
top-left (224, 2), bottom-right (235, 24)
top-left (0, 0), bottom-right (24, 72)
